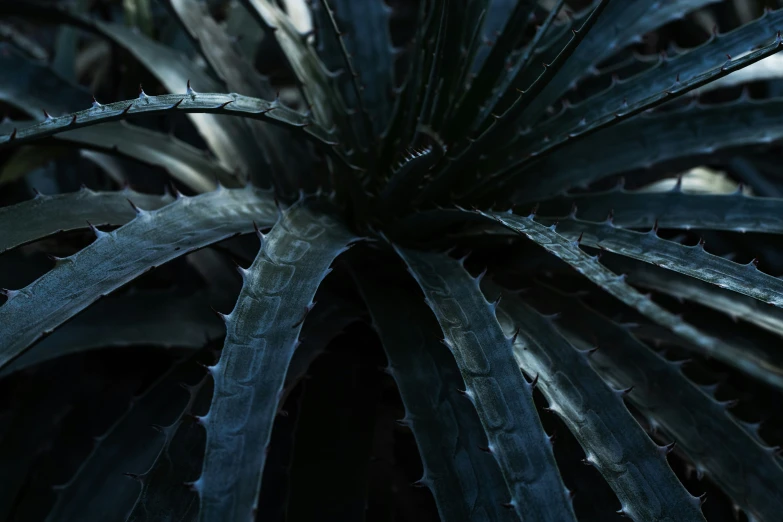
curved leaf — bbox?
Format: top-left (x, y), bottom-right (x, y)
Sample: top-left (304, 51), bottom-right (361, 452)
top-left (195, 203), bottom-right (357, 521)
top-left (317, 0), bottom-right (396, 134)
top-left (540, 186), bottom-right (783, 234)
top-left (52, 123), bottom-right (235, 191)
top-left (548, 217), bottom-right (783, 308)
top-left (0, 2), bottom-right (264, 176)
top-left (0, 187), bottom-right (172, 254)
top-left (0, 47), bottom-right (237, 191)
top-left (534, 286), bottom-right (783, 522)
top-left (0, 186), bottom-right (278, 369)
top-left (394, 247), bottom-right (576, 522)
top-left (123, 291), bottom-right (354, 522)
top-left (532, 7), bottom-right (783, 142)
top-left (487, 283), bottom-right (705, 521)
top-left (613, 259), bottom-right (783, 338)
top-left (0, 92), bottom-right (335, 150)
top-left (44, 353), bottom-right (204, 522)
top-left (0, 292), bottom-right (224, 378)
top-left (521, 0), bottom-right (721, 125)
top-left (480, 210), bottom-right (783, 389)
top-left (351, 269), bottom-right (516, 522)
top-left (508, 97), bottom-right (783, 204)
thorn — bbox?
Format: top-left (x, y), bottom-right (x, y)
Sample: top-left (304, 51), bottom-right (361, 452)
top-left (8, 128), bottom-right (16, 140)
top-left (252, 221), bottom-right (265, 242)
top-left (210, 306), bottom-right (229, 323)
top-left (292, 302), bottom-right (316, 328)
top-left (530, 374), bottom-right (539, 389)
top-left (86, 220), bottom-right (106, 239)
top-left (138, 84), bottom-right (148, 98)
top-left (661, 441), bottom-right (676, 455)
top-left (126, 198), bottom-right (143, 214)
top-left (509, 326), bottom-right (520, 344)
top-left (0, 288), bottom-right (18, 299)
top-left (91, 96), bottom-right (102, 108)
top-left (42, 109), bottom-right (52, 120)
top-left (186, 79), bottom-right (197, 95)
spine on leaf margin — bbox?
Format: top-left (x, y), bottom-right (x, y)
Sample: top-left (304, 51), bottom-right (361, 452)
top-left (547, 216), bottom-right (783, 309)
top-left (0, 92), bottom-right (337, 149)
top-left (527, 285), bottom-right (783, 522)
top-left (485, 282), bottom-right (705, 521)
top-left (394, 246), bottom-right (577, 522)
top-left (193, 202), bottom-right (357, 522)
top-left (0, 187), bottom-right (172, 254)
top-left (351, 269), bottom-right (516, 522)
top-left (0, 186), bottom-right (278, 370)
top-left (479, 210), bottom-right (783, 390)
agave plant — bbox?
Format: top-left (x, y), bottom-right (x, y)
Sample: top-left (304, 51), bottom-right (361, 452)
top-left (2, 0), bottom-right (783, 520)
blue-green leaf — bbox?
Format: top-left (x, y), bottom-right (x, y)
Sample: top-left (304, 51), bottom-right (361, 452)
top-left (0, 291), bottom-right (223, 378)
top-left (0, 92), bottom-right (335, 150)
top-left (540, 186), bottom-right (783, 234)
top-left (531, 7), bottom-right (783, 143)
top-left (534, 286), bottom-right (783, 522)
top-left (0, 187), bottom-right (172, 254)
top-left (195, 202), bottom-right (357, 521)
top-left (509, 98), bottom-right (783, 204)
top-left (351, 270), bottom-right (516, 522)
top-left (488, 283), bottom-right (705, 521)
top-left (480, 210), bottom-right (783, 389)
top-left (394, 247), bottom-right (576, 522)
top-left (0, 187), bottom-right (278, 369)
top-left (521, 0), bottom-right (721, 125)
top-left (547, 217), bottom-right (783, 308)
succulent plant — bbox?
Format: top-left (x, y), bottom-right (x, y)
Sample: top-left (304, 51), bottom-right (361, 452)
top-left (1, 0), bottom-right (783, 521)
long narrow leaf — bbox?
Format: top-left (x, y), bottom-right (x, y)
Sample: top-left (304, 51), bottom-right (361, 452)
top-left (195, 203), bottom-right (357, 521)
top-left (394, 246), bottom-right (576, 522)
top-left (0, 292), bottom-right (223, 378)
top-left (351, 269), bottom-right (516, 522)
top-left (0, 2), bottom-right (265, 176)
top-left (530, 7), bottom-right (783, 142)
top-left (479, 210), bottom-right (783, 389)
top-left (0, 92), bottom-right (336, 150)
top-left (508, 97), bottom-right (783, 204)
top-left (0, 187), bottom-right (172, 254)
top-left (540, 186), bottom-right (783, 234)
top-left (548, 217), bottom-right (783, 308)
top-left (521, 0), bottom-right (721, 125)
top-left (532, 286), bottom-right (783, 522)
top-left (0, 187), bottom-right (278, 369)
top-left (487, 282), bottom-right (705, 521)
